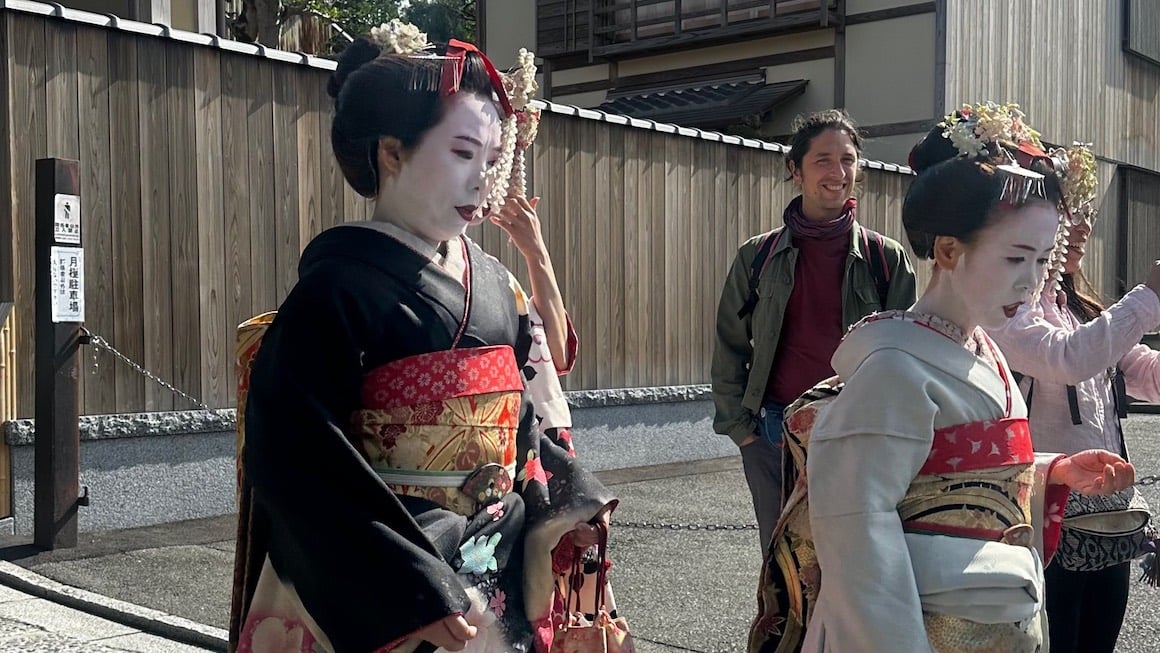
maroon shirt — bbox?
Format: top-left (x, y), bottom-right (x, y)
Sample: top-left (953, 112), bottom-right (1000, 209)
top-left (766, 231), bottom-right (849, 405)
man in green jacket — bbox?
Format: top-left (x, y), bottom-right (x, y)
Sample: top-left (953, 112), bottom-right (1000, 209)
top-left (712, 110), bottom-right (917, 556)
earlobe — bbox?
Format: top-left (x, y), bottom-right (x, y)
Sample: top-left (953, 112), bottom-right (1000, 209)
top-left (377, 137), bottom-right (407, 180)
top-left (932, 235), bottom-right (962, 271)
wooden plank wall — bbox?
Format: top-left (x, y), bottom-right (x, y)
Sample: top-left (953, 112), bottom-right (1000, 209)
top-left (520, 114), bottom-right (922, 391)
top-left (2, 14), bottom-right (341, 417)
top-left (2, 12), bottom-right (919, 415)
top-left (944, 0), bottom-right (1160, 175)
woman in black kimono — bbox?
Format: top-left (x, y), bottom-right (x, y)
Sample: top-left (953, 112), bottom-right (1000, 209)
top-left (229, 29), bottom-right (616, 653)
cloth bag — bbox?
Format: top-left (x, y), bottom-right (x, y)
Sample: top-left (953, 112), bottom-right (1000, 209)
top-left (551, 523), bottom-right (635, 653)
top-left (1055, 486), bottom-right (1154, 571)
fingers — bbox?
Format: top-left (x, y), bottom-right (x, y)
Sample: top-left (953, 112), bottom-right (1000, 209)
top-left (429, 616), bottom-right (476, 651)
top-left (445, 615), bottom-right (477, 641)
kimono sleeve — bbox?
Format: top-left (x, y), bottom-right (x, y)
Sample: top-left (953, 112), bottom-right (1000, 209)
top-left (244, 268), bottom-right (469, 652)
top-left (804, 350), bottom-right (938, 653)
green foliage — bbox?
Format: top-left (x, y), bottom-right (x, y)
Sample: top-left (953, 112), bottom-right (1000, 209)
top-left (301, 0), bottom-right (475, 47)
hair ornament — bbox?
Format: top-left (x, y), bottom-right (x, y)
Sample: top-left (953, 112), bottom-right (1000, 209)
top-left (368, 19), bottom-right (434, 56)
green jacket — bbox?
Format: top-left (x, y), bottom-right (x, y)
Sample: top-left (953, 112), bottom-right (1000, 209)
top-left (710, 223), bottom-right (917, 445)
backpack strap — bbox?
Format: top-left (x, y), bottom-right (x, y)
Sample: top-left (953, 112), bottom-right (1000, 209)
top-left (859, 226), bottom-right (892, 305)
top-left (736, 228), bottom-right (785, 319)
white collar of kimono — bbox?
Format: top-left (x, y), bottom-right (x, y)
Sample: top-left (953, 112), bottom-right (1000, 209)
top-left (836, 311), bottom-right (1013, 417)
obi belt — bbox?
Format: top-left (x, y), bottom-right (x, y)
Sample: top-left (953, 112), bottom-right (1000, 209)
top-left (350, 346), bottom-right (524, 516)
top-left (901, 416), bottom-right (1037, 547)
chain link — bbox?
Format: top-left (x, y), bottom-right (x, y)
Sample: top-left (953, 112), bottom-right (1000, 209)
top-left (82, 329), bottom-right (209, 411)
top-left (618, 474), bottom-right (1160, 532)
top-left (615, 519), bottom-right (758, 532)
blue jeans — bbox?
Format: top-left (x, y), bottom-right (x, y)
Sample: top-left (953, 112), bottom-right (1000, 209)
top-left (741, 401), bottom-right (785, 557)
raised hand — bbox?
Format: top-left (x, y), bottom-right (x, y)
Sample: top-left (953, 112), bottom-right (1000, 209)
top-left (1049, 449), bottom-right (1135, 495)
top-left (490, 196), bottom-right (546, 261)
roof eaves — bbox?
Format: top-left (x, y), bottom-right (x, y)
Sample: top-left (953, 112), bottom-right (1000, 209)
top-left (532, 100), bottom-right (909, 171)
top-left (0, 0), bottom-right (339, 71)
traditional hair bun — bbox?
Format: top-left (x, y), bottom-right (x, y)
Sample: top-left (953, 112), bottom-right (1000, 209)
top-left (907, 120), bottom-right (960, 173)
top-left (327, 38), bottom-right (382, 101)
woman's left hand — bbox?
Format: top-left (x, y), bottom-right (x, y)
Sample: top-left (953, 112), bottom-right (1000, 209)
top-left (1049, 449), bottom-right (1136, 495)
top-left (490, 196), bottom-right (546, 261)
top-left (570, 509), bottom-right (612, 548)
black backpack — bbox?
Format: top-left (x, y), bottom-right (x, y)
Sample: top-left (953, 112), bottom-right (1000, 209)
top-left (736, 225), bottom-right (893, 319)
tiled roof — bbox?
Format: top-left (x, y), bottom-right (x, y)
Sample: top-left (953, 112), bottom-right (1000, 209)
top-left (597, 79), bottom-right (808, 129)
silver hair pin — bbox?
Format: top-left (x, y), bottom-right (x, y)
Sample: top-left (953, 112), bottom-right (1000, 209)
top-left (996, 163), bottom-right (1046, 206)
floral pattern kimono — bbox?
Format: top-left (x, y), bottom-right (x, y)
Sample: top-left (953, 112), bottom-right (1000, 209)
top-left (229, 223), bottom-right (614, 653)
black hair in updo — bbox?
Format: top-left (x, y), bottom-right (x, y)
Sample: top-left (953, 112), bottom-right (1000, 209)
top-left (327, 38), bottom-right (500, 197)
top-left (902, 122), bottom-right (1063, 260)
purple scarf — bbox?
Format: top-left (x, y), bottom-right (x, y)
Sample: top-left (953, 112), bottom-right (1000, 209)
top-left (783, 196), bottom-right (857, 240)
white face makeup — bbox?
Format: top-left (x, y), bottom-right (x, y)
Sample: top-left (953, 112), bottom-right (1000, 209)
top-left (377, 93), bottom-right (503, 244)
top-left (944, 203), bottom-right (1061, 330)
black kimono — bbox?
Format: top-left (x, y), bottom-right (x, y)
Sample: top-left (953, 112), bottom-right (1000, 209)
top-left (230, 224), bottom-right (615, 653)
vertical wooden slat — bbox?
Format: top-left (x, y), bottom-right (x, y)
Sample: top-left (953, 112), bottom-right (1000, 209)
top-left (634, 128), bottom-right (653, 386)
top-left (0, 14), bottom-right (12, 305)
top-left (76, 28), bottom-right (115, 414)
top-left (273, 70), bottom-right (301, 301)
top-left (0, 23), bottom-right (12, 508)
top-left (607, 127), bottom-right (626, 388)
top-left (10, 16), bottom-right (48, 417)
top-left (621, 128), bottom-right (639, 387)
top-left (647, 131), bottom-right (665, 387)
top-left (297, 74), bottom-right (321, 250)
top-left (248, 59), bottom-right (277, 313)
top-left (318, 79), bottom-right (344, 232)
top-left (576, 120), bottom-right (596, 389)
top-left (138, 37), bottom-right (174, 411)
top-left (593, 122), bottom-right (611, 388)
top-left (194, 48), bottom-right (226, 408)
top-left (221, 53), bottom-right (253, 361)
top-left (108, 33), bottom-right (145, 411)
top-left (167, 42), bottom-right (200, 408)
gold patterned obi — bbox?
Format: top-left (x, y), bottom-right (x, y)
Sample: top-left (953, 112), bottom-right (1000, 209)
top-left (900, 417), bottom-right (1037, 546)
top-left (350, 346), bottom-right (524, 516)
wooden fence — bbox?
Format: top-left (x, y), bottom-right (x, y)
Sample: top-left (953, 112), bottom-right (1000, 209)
top-left (22, 8), bottom-right (1145, 417)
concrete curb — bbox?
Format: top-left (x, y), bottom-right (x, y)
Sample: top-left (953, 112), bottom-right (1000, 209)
top-left (0, 560), bottom-right (227, 651)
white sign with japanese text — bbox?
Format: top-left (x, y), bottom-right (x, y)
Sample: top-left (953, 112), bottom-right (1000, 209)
top-left (50, 246), bottom-right (84, 323)
top-left (54, 194), bottom-right (81, 244)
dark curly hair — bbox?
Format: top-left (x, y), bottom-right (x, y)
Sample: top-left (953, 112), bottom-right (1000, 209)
top-left (784, 109), bottom-right (863, 181)
top-left (327, 39), bottom-right (500, 197)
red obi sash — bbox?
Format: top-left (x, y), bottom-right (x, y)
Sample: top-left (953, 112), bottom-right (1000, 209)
top-left (920, 417), bottom-right (1034, 476)
top-left (351, 346), bottom-right (525, 515)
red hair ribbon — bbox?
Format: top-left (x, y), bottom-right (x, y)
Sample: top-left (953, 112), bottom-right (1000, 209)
top-left (441, 39), bottom-right (514, 118)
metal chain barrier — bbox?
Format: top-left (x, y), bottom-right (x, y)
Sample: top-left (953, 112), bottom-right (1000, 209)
top-left (615, 519), bottom-right (758, 531)
top-left (618, 475), bottom-right (1160, 533)
top-left (81, 328), bottom-right (209, 411)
